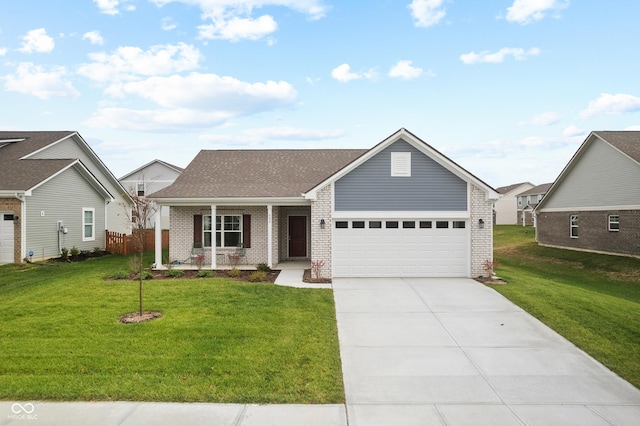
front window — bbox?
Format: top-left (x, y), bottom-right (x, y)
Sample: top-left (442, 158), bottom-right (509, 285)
top-left (608, 215), bottom-right (620, 231)
top-left (203, 215), bottom-right (242, 247)
top-left (137, 183), bottom-right (145, 196)
top-left (83, 208), bottom-right (95, 241)
top-left (570, 215), bottom-right (578, 238)
top-left (518, 198), bottom-right (522, 207)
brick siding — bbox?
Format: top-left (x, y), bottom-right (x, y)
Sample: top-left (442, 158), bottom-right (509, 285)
top-left (0, 198), bottom-right (22, 263)
top-left (310, 184), bottom-right (332, 278)
top-left (470, 184), bottom-right (494, 277)
top-left (537, 210), bottom-right (640, 256)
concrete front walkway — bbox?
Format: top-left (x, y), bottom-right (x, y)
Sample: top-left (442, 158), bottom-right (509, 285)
top-left (333, 277), bottom-right (640, 425)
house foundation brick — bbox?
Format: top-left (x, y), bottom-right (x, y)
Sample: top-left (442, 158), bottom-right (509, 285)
top-left (537, 210), bottom-right (640, 256)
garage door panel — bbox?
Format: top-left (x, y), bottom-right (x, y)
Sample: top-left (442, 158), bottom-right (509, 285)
top-left (333, 219), bottom-right (468, 277)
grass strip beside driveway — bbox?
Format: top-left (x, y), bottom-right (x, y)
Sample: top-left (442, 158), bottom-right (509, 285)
top-left (492, 226), bottom-right (640, 390)
top-left (0, 256), bottom-right (344, 403)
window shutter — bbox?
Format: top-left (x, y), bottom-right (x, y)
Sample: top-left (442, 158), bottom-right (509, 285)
top-left (193, 215), bottom-right (203, 244)
top-left (243, 214), bottom-right (251, 248)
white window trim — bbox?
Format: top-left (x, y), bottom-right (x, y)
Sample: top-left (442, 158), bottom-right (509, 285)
top-left (570, 215), bottom-right (578, 238)
top-left (608, 215), bottom-right (620, 232)
top-left (391, 152), bottom-right (411, 177)
top-left (204, 214), bottom-right (243, 248)
top-left (82, 208), bottom-right (95, 242)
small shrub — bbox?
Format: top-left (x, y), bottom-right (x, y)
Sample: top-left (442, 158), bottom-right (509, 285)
top-left (136, 271), bottom-right (154, 280)
top-left (197, 270), bottom-right (214, 278)
top-left (228, 268), bottom-right (241, 278)
top-left (70, 246), bottom-right (80, 258)
top-left (482, 259), bottom-right (501, 277)
top-left (256, 263), bottom-right (271, 272)
top-left (109, 270), bottom-right (130, 280)
top-left (60, 247), bottom-right (69, 259)
top-left (311, 260), bottom-right (325, 279)
top-left (164, 269), bottom-right (184, 278)
top-left (248, 271), bottom-right (267, 282)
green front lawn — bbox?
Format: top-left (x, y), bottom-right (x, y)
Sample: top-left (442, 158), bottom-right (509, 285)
top-left (492, 225), bottom-right (640, 389)
top-left (0, 255), bottom-right (344, 403)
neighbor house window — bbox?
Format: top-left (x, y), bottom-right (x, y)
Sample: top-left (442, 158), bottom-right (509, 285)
top-left (570, 215), bottom-right (579, 238)
top-left (391, 152), bottom-right (411, 176)
top-left (608, 215), bottom-right (620, 231)
top-left (82, 208), bottom-right (95, 241)
top-left (137, 183), bottom-right (145, 196)
top-left (203, 215), bottom-right (242, 247)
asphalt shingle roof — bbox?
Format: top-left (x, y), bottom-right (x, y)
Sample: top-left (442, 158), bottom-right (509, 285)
top-left (0, 131), bottom-right (76, 191)
top-left (517, 183), bottom-right (553, 197)
top-left (150, 149), bottom-right (368, 199)
top-left (495, 182), bottom-right (533, 194)
top-left (594, 131), bottom-right (640, 164)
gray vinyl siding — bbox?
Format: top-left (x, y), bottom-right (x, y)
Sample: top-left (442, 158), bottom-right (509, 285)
top-left (542, 139), bottom-right (640, 209)
top-left (28, 135), bottom-right (131, 233)
top-left (335, 140), bottom-right (467, 211)
top-left (26, 167), bottom-right (106, 260)
top-left (120, 162), bottom-right (182, 196)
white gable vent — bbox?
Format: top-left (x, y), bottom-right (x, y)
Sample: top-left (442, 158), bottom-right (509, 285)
top-left (391, 152), bottom-right (411, 177)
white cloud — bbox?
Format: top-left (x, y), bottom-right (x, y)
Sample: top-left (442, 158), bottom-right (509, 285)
top-left (85, 73), bottom-right (297, 131)
top-left (520, 111), bottom-right (560, 126)
top-left (151, 0), bottom-right (327, 41)
top-left (408, 0), bottom-right (446, 27)
top-left (460, 47), bottom-right (540, 64)
top-left (162, 17), bottom-right (178, 31)
top-left (18, 28), bottom-right (55, 53)
top-left (625, 125), bottom-right (640, 130)
top-left (3, 62), bottom-right (79, 99)
top-left (562, 125), bottom-right (585, 137)
top-left (0, 48), bottom-right (7, 56)
top-left (331, 63), bottom-right (376, 83)
top-left (85, 107), bottom-right (232, 131)
top-left (107, 73), bottom-right (297, 111)
top-left (198, 126), bottom-right (344, 146)
top-left (388, 60), bottom-right (425, 80)
top-left (82, 31), bottom-right (104, 45)
top-left (77, 43), bottom-right (202, 82)
top-left (198, 15), bottom-right (277, 41)
top-left (579, 93), bottom-right (640, 118)
top-left (93, 0), bottom-right (135, 15)
top-left (505, 0), bottom-right (569, 24)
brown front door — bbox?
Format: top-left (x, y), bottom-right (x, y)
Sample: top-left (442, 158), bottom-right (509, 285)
top-left (288, 216), bottom-right (307, 257)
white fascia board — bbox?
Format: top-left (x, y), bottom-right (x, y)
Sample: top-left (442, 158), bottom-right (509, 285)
top-left (0, 190), bottom-right (27, 197)
top-left (332, 210), bottom-right (470, 219)
top-left (539, 205), bottom-right (640, 213)
top-left (19, 132), bottom-right (74, 159)
top-left (152, 197), bottom-right (310, 207)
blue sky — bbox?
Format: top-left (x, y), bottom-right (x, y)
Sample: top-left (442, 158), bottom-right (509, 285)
top-left (1, 0), bottom-right (639, 187)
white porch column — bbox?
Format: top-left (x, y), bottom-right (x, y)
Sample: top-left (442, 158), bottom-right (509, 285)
top-left (154, 206), bottom-right (163, 269)
top-left (267, 204), bottom-right (273, 268)
top-left (210, 204), bottom-right (217, 270)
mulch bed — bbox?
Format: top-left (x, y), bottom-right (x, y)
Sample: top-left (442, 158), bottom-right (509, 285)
top-left (303, 269), bottom-right (332, 284)
top-left (475, 276), bottom-right (507, 285)
top-left (119, 311), bottom-right (163, 324)
top-left (113, 269), bottom-right (281, 283)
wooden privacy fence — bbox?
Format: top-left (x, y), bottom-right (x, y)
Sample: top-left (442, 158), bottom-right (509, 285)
top-left (106, 229), bottom-right (168, 255)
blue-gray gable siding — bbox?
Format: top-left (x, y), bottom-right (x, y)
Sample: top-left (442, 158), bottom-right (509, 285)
top-left (335, 140), bottom-right (467, 211)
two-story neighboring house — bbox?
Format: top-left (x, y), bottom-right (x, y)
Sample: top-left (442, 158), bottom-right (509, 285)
top-left (119, 160), bottom-right (184, 230)
top-left (517, 183), bottom-right (552, 226)
top-left (494, 182), bottom-right (535, 225)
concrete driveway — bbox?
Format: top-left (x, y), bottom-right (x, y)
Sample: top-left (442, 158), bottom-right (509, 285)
top-left (333, 277), bottom-right (640, 426)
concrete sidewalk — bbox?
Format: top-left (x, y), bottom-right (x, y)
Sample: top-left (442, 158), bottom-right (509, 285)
top-left (333, 277), bottom-right (640, 425)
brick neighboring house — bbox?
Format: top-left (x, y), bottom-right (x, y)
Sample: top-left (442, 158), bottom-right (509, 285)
top-left (536, 131), bottom-right (640, 257)
top-left (0, 131), bottom-right (131, 264)
top-left (494, 182), bottom-right (535, 225)
top-left (149, 128), bottom-right (499, 278)
top-left (516, 183), bottom-right (552, 227)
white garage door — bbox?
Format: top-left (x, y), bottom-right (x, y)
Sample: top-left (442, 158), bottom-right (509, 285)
top-left (333, 219), bottom-right (469, 277)
top-left (0, 213), bottom-right (15, 264)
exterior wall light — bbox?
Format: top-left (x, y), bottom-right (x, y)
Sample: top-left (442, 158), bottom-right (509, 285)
top-left (320, 219), bottom-right (325, 229)
top-left (478, 218), bottom-right (485, 229)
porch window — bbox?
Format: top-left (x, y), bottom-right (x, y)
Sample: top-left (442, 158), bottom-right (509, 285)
top-left (608, 215), bottom-right (619, 231)
top-left (203, 215), bottom-right (242, 247)
top-left (570, 215), bottom-right (578, 238)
